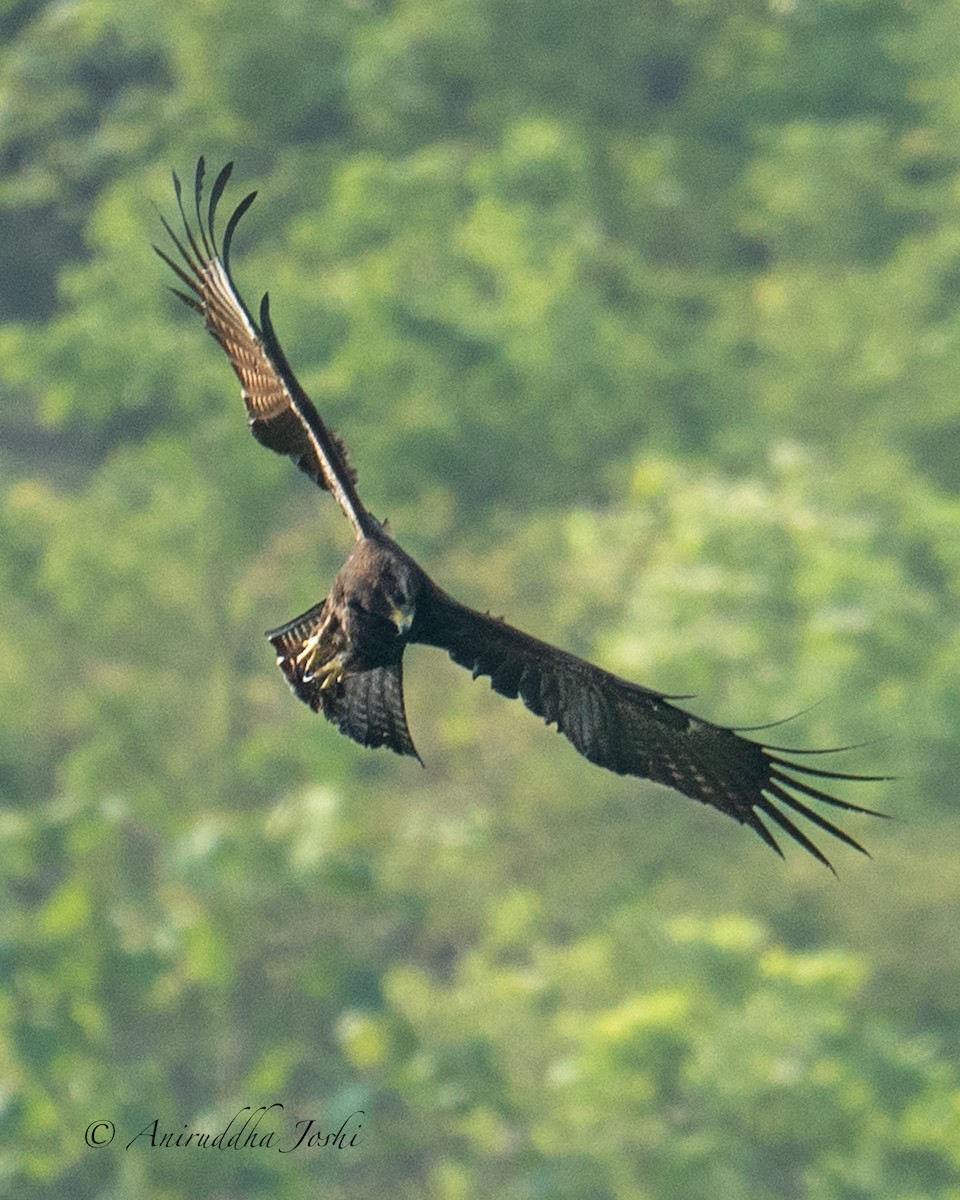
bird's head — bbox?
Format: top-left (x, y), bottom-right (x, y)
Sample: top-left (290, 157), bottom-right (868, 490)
top-left (341, 533), bottom-right (425, 643)
top-left (383, 559), bottom-right (419, 637)
top-left (365, 542), bottom-right (422, 638)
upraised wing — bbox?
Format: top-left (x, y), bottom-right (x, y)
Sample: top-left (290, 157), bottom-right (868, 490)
top-left (154, 158), bottom-right (376, 539)
top-left (414, 589), bottom-right (887, 870)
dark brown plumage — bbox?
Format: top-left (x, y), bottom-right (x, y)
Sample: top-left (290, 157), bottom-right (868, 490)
top-left (156, 159), bottom-right (888, 870)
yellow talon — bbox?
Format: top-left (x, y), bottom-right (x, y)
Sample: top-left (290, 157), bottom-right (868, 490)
top-left (295, 632), bottom-right (322, 670)
top-left (301, 652), bottom-right (344, 690)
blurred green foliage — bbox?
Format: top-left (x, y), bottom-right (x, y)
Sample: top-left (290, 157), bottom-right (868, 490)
top-left (1, 0), bottom-right (959, 1196)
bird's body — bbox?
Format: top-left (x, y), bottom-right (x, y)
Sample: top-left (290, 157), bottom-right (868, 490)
top-left (290, 532), bottom-right (423, 681)
top-left (267, 530), bottom-right (426, 761)
top-left (156, 159), bottom-right (887, 870)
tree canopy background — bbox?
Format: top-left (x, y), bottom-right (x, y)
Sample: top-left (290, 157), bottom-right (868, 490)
top-left (1, 1), bottom-right (959, 1196)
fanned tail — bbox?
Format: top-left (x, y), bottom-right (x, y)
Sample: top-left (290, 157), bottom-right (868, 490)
top-left (268, 603), bottom-right (420, 761)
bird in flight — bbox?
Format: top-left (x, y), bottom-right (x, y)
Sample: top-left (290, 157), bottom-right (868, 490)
top-left (156, 159), bottom-right (886, 870)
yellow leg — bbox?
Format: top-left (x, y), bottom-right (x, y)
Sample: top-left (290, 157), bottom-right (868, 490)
top-left (297, 642), bottom-right (345, 689)
top-left (314, 659), bottom-right (346, 690)
top-left (294, 612), bottom-right (333, 673)
top-left (294, 631), bottom-right (323, 673)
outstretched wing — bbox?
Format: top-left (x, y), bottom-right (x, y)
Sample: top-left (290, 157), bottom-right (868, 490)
top-left (415, 590), bottom-right (886, 870)
top-left (154, 158), bottom-right (377, 539)
top-left (267, 601), bottom-right (420, 761)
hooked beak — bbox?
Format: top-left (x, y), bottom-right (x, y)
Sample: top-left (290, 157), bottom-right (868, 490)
top-left (390, 603), bottom-right (415, 637)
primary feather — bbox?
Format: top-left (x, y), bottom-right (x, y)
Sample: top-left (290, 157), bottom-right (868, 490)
top-left (154, 158), bottom-right (375, 539)
top-left (411, 588), bottom-right (887, 872)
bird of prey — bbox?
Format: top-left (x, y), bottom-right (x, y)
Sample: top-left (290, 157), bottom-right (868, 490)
top-left (156, 159), bottom-right (886, 870)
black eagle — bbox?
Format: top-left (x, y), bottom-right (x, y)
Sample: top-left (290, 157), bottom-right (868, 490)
top-left (156, 159), bottom-right (886, 870)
